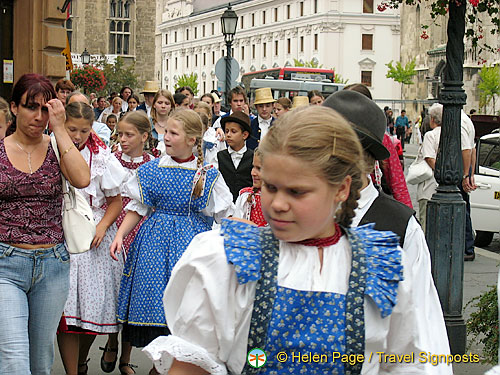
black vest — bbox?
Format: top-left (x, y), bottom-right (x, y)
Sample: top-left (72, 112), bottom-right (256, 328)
top-left (359, 192), bottom-right (415, 247)
top-left (217, 148), bottom-right (254, 202)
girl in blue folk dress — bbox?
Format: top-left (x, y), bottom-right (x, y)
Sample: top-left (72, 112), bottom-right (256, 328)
top-left (144, 106), bottom-right (452, 375)
top-left (109, 109), bottom-right (234, 357)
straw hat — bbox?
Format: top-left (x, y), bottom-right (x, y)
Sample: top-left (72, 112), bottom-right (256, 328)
top-left (141, 81), bottom-right (160, 94)
top-left (291, 96), bottom-right (309, 109)
top-left (253, 88), bottom-right (275, 105)
top-left (211, 92), bottom-right (221, 103)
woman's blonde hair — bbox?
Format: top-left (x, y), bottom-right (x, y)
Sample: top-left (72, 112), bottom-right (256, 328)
top-left (0, 97), bottom-right (12, 124)
top-left (151, 89), bottom-right (174, 123)
top-left (193, 101), bottom-right (211, 134)
top-left (259, 106), bottom-right (365, 227)
top-left (168, 109), bottom-right (205, 198)
top-left (119, 111), bottom-right (155, 153)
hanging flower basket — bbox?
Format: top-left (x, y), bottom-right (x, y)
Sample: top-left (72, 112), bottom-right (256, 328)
top-left (70, 65), bottom-right (107, 94)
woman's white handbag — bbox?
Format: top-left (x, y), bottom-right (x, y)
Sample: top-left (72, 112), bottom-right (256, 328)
top-left (406, 155), bottom-right (433, 185)
top-left (51, 137), bottom-right (96, 254)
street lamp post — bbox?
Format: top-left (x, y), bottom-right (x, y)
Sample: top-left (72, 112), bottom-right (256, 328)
top-left (221, 4), bottom-right (238, 106)
top-left (81, 48), bottom-right (91, 66)
top-left (426, 0), bottom-right (467, 355)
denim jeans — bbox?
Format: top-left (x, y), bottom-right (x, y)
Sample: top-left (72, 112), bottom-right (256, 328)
top-left (0, 243), bottom-right (70, 375)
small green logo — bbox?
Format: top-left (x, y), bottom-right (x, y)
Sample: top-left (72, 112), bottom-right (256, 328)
top-left (247, 348), bottom-right (267, 368)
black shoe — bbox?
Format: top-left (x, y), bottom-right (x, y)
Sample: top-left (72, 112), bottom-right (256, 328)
top-left (464, 252), bottom-right (475, 261)
top-left (99, 344), bottom-right (118, 373)
top-left (78, 359), bottom-right (89, 375)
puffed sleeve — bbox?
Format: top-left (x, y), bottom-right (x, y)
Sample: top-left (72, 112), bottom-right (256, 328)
top-left (143, 229), bottom-right (255, 374)
top-left (101, 153), bottom-right (127, 197)
top-left (378, 217), bottom-right (453, 375)
top-left (122, 168), bottom-right (150, 216)
top-left (233, 191), bottom-right (251, 220)
top-left (202, 172), bottom-right (235, 222)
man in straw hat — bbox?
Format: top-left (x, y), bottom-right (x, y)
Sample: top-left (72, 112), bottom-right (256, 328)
top-left (137, 81), bottom-right (159, 117)
top-left (247, 87), bottom-right (275, 150)
top-left (322, 90), bottom-right (452, 375)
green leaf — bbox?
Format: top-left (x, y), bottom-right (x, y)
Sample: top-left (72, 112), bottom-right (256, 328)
top-left (174, 73), bottom-right (199, 95)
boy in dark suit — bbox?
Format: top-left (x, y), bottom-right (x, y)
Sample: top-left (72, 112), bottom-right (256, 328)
top-left (217, 111), bottom-right (254, 202)
top-left (248, 87), bottom-right (275, 150)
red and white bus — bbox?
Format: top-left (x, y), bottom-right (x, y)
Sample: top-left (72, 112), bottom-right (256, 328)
top-left (241, 67), bottom-right (335, 89)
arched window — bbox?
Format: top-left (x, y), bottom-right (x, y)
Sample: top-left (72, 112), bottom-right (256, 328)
top-left (110, 0), bottom-right (116, 17)
top-left (109, 0), bottom-right (132, 55)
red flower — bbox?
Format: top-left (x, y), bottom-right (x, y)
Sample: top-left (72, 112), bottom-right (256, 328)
top-left (468, 0), bottom-right (480, 6)
top-left (420, 31), bottom-right (430, 40)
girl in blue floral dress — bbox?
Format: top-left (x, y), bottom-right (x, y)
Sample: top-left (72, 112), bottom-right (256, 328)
top-left (144, 106), bottom-right (452, 375)
top-left (109, 109), bottom-right (234, 353)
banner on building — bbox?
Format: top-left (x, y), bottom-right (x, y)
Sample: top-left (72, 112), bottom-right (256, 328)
top-left (62, 35), bottom-right (73, 71)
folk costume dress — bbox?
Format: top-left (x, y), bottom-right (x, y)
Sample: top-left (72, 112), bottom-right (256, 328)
top-left (64, 133), bottom-right (127, 334)
top-left (234, 187), bottom-right (267, 227)
top-left (144, 219), bottom-right (453, 374)
top-left (113, 151), bottom-right (154, 253)
top-left (116, 154), bottom-right (234, 347)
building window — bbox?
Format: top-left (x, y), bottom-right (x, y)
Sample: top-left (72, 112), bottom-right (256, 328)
top-left (195, 54), bottom-right (198, 67)
top-left (202, 25), bottom-right (205, 37)
top-left (274, 8), bottom-right (278, 22)
top-left (300, 36), bottom-right (304, 52)
top-left (252, 13), bottom-right (255, 27)
top-left (231, 47), bottom-right (234, 56)
top-left (166, 59), bottom-right (169, 70)
top-left (186, 55), bottom-right (189, 68)
top-left (212, 23), bottom-right (215, 34)
top-left (203, 81), bottom-right (206, 93)
top-left (287, 4), bottom-right (291, 19)
top-left (262, 10), bottom-right (266, 24)
top-left (263, 43), bottom-right (267, 58)
top-left (203, 53), bottom-right (206, 65)
top-left (109, 0), bottom-right (132, 55)
top-left (65, 1), bottom-right (73, 49)
top-left (175, 31), bottom-right (177, 43)
top-left (275, 40), bottom-right (279, 55)
top-left (363, 0), bottom-right (374, 13)
top-left (252, 44), bottom-right (256, 59)
top-left (314, 0), bottom-right (318, 13)
top-left (361, 71), bottom-right (372, 86)
top-left (175, 57), bottom-right (178, 69)
top-left (165, 33), bottom-right (168, 45)
top-left (194, 27), bottom-right (197, 39)
top-left (314, 34), bottom-right (318, 50)
top-left (287, 38), bottom-right (291, 54)
top-left (300, 2), bottom-right (304, 16)
top-left (240, 16), bottom-right (244, 29)
top-left (241, 46), bottom-right (245, 61)
top-left (212, 51), bottom-right (215, 64)
top-left (212, 80), bottom-right (216, 90)
top-left (186, 29), bottom-right (189, 41)
top-left (362, 34), bottom-right (373, 50)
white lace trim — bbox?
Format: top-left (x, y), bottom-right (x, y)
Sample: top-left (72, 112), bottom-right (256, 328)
top-left (143, 335), bottom-right (227, 375)
top-left (125, 199), bottom-right (150, 217)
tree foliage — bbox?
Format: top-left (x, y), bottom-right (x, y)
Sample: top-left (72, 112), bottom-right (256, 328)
top-left (95, 56), bottom-right (138, 95)
top-left (174, 73), bottom-right (199, 95)
top-left (386, 58), bottom-right (417, 85)
top-left (293, 58), bottom-right (323, 68)
top-left (333, 72), bottom-right (349, 84)
top-left (478, 65), bottom-right (500, 114)
top-left (378, 0), bottom-right (500, 53)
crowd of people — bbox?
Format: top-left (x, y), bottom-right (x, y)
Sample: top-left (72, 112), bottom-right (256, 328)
top-left (0, 73), bottom-right (471, 375)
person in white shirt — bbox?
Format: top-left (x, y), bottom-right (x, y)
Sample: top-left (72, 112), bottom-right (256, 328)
top-left (216, 111), bottom-right (254, 202)
top-left (248, 87), bottom-right (275, 150)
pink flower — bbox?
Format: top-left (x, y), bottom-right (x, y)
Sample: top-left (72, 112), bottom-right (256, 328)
top-left (468, 0), bottom-right (480, 6)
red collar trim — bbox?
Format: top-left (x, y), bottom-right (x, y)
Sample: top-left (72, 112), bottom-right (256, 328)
top-left (292, 223), bottom-right (343, 247)
top-left (172, 154), bottom-right (195, 163)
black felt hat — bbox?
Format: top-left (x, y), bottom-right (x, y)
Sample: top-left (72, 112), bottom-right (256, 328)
top-left (221, 111), bottom-right (252, 134)
top-left (322, 90), bottom-right (390, 160)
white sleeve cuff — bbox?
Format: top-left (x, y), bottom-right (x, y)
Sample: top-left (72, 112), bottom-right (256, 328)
top-left (143, 335), bottom-right (227, 375)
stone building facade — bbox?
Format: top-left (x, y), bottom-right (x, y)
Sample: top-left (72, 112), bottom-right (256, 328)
top-left (68, 0), bottom-right (156, 93)
top-left (400, 1), bottom-right (499, 117)
top-left (156, 0), bottom-right (401, 101)
top-left (0, 0), bottom-right (68, 99)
